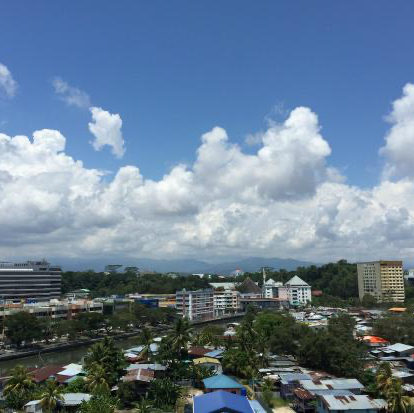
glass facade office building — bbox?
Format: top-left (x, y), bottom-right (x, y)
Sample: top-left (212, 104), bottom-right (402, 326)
top-left (0, 260), bottom-right (61, 302)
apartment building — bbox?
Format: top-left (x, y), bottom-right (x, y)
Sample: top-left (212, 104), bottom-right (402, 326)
top-left (262, 278), bottom-right (289, 300)
top-left (0, 260), bottom-right (61, 302)
top-left (175, 289), bottom-right (214, 321)
top-left (285, 276), bottom-right (312, 306)
top-left (213, 289), bottom-right (241, 316)
top-left (357, 261), bottom-right (405, 303)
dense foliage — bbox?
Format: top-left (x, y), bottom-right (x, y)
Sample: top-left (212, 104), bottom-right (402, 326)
top-left (62, 271), bottom-right (211, 296)
top-left (242, 259), bottom-right (358, 300)
top-left (221, 309), bottom-right (367, 380)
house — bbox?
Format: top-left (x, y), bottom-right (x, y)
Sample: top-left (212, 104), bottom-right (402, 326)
top-left (188, 346), bottom-right (215, 359)
top-left (316, 394), bottom-right (386, 413)
top-left (299, 379), bottom-right (364, 395)
top-left (362, 336), bottom-right (390, 348)
top-left (202, 374), bottom-right (246, 395)
top-left (380, 343), bottom-right (414, 358)
top-left (25, 393), bottom-right (91, 413)
top-left (193, 357), bottom-right (223, 374)
top-left (193, 390), bottom-right (253, 413)
top-left (279, 373), bottom-right (313, 399)
top-left (293, 388), bottom-right (354, 413)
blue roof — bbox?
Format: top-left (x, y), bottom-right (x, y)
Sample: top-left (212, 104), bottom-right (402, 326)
top-left (203, 374), bottom-right (245, 389)
top-left (205, 349), bottom-right (224, 358)
top-left (194, 390), bottom-right (253, 413)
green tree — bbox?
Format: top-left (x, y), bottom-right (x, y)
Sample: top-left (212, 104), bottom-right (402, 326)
top-left (85, 363), bottom-right (110, 394)
top-left (64, 377), bottom-right (86, 393)
top-left (84, 337), bottom-right (126, 385)
top-left (39, 379), bottom-right (64, 413)
top-left (149, 378), bottom-right (182, 409)
top-left (376, 362), bottom-right (393, 396)
top-left (138, 327), bottom-right (154, 361)
top-left (4, 312), bottom-right (41, 347)
top-left (4, 365), bottom-right (35, 395)
top-left (78, 394), bottom-right (119, 413)
top-left (169, 318), bottom-right (191, 358)
top-left (3, 365), bottom-right (36, 410)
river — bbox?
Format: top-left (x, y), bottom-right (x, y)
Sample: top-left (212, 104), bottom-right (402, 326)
top-left (0, 335), bottom-right (146, 376)
top-left (0, 319), bottom-right (235, 376)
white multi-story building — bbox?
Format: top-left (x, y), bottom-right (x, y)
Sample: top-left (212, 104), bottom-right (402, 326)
top-left (262, 278), bottom-right (288, 300)
top-left (285, 276), bottom-right (311, 306)
top-left (213, 289), bottom-right (241, 316)
top-left (175, 289), bottom-right (214, 321)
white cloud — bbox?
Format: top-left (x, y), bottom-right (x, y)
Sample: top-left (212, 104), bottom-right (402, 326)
top-left (380, 83), bottom-right (414, 178)
top-left (52, 77), bottom-right (91, 109)
top-left (0, 63), bottom-right (17, 98)
top-left (2, 84), bottom-right (414, 264)
top-left (88, 107), bottom-right (125, 158)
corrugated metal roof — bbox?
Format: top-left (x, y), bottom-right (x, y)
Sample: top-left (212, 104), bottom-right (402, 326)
top-left (203, 374), bottom-right (244, 389)
top-left (385, 343), bottom-right (414, 353)
top-left (194, 391), bottom-right (252, 413)
top-left (122, 368), bottom-right (155, 383)
top-left (319, 394), bottom-right (384, 410)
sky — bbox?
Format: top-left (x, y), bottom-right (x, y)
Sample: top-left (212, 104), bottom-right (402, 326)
top-left (1, 1), bottom-right (414, 265)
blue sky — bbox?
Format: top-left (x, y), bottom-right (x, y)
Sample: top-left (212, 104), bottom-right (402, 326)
top-left (2, 1), bottom-right (414, 185)
top-left (1, 1), bottom-right (414, 264)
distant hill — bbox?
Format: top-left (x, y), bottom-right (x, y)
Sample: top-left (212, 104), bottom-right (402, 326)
top-left (54, 256), bottom-right (315, 274)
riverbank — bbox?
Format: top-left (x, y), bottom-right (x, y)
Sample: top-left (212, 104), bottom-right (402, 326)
top-left (0, 329), bottom-right (144, 363)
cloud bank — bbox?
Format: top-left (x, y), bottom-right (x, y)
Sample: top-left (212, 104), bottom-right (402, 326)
top-left (1, 84), bottom-right (414, 264)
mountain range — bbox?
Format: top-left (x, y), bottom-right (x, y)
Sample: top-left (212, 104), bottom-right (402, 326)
top-left (54, 256), bottom-right (315, 274)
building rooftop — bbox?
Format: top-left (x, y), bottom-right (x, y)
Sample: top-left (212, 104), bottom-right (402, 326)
top-left (237, 277), bottom-right (262, 294)
top-left (193, 357), bottom-right (221, 365)
top-left (194, 390), bottom-right (252, 413)
top-left (285, 276), bottom-right (310, 287)
top-left (203, 374), bottom-right (244, 389)
top-left (385, 343), bottom-right (414, 353)
top-left (318, 394), bottom-right (385, 411)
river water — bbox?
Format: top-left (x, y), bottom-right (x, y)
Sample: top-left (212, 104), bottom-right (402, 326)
top-left (0, 335), bottom-right (145, 376)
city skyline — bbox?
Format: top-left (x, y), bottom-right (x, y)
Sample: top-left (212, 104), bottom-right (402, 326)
top-left (1, 2), bottom-right (414, 263)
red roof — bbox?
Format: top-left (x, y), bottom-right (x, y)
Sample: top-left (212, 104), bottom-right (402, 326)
top-left (363, 336), bottom-right (389, 344)
top-left (188, 346), bottom-right (211, 357)
top-left (31, 365), bottom-right (64, 383)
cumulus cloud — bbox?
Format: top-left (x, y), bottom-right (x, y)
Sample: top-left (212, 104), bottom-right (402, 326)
top-left (0, 63), bottom-right (17, 98)
top-left (380, 83), bottom-right (414, 178)
top-left (88, 107), bottom-right (125, 158)
top-left (52, 77), bottom-right (91, 109)
top-left (2, 84), bottom-right (414, 263)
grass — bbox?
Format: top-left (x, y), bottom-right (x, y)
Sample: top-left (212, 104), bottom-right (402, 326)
top-left (271, 397), bottom-right (289, 408)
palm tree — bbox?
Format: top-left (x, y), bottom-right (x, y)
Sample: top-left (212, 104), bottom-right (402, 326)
top-left (170, 318), bottom-right (191, 357)
top-left (139, 327), bottom-right (154, 362)
top-left (39, 379), bottom-right (64, 413)
top-left (3, 365), bottom-right (35, 396)
top-left (376, 362), bottom-right (393, 396)
top-left (85, 363), bottom-right (110, 394)
top-left (386, 377), bottom-right (412, 413)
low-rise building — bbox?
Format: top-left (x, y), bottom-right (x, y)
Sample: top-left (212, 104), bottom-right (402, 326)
top-left (0, 299), bottom-right (103, 322)
top-left (316, 394), bottom-right (385, 413)
top-left (175, 289), bottom-right (214, 321)
top-left (262, 278), bottom-right (288, 300)
top-left (202, 374), bottom-right (246, 395)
